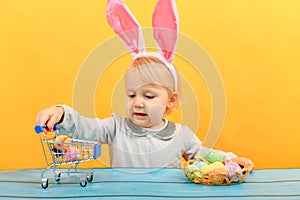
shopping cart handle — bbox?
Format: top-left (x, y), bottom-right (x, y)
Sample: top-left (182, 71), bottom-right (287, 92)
top-left (34, 125), bottom-right (58, 134)
top-left (93, 144), bottom-right (101, 159)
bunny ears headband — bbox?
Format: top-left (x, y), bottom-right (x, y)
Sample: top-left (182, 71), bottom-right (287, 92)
top-left (106, 0), bottom-right (179, 91)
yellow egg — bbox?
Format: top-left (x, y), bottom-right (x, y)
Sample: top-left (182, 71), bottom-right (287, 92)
top-left (211, 161), bottom-right (225, 168)
top-left (201, 165), bottom-right (214, 173)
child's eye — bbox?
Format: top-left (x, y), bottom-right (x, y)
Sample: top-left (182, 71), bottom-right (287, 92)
top-left (128, 94), bottom-right (135, 98)
top-left (145, 95), bottom-right (155, 99)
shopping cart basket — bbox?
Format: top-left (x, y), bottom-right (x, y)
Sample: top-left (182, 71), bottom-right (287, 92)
top-left (35, 125), bottom-right (101, 189)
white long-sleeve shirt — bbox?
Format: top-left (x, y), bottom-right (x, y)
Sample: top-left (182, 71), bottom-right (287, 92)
top-left (56, 105), bottom-right (236, 168)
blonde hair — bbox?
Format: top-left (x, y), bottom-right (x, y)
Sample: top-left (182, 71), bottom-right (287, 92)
top-left (129, 57), bottom-right (178, 92)
top-left (126, 56), bottom-right (180, 115)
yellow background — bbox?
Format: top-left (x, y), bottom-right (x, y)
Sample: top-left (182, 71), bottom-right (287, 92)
top-left (1, 0), bottom-right (300, 169)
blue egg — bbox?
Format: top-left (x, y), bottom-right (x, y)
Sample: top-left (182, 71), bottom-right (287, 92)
top-left (195, 161), bottom-right (208, 169)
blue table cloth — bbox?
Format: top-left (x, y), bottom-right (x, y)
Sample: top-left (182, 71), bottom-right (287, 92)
top-left (0, 168), bottom-right (300, 199)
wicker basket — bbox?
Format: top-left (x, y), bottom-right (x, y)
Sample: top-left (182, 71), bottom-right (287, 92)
top-left (182, 157), bottom-right (254, 185)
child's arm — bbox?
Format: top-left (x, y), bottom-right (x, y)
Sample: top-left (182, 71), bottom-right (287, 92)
top-left (35, 105), bottom-right (116, 143)
top-left (197, 146), bottom-right (237, 161)
top-left (180, 126), bottom-right (237, 162)
top-left (185, 141), bottom-right (237, 162)
top-left (57, 105), bottom-right (116, 143)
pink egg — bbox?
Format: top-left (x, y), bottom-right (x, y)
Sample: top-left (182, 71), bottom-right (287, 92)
top-left (65, 147), bottom-right (80, 161)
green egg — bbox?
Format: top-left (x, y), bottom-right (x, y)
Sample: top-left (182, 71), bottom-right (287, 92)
top-left (185, 165), bottom-right (201, 179)
top-left (206, 150), bottom-right (223, 163)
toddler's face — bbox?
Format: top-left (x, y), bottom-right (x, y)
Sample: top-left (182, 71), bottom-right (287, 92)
top-left (125, 70), bottom-right (172, 129)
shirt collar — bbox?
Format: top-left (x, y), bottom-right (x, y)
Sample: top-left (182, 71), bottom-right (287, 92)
top-left (125, 118), bottom-right (176, 140)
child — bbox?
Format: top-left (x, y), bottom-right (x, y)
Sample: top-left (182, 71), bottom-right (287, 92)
top-left (35, 0), bottom-right (237, 168)
top-left (36, 56), bottom-right (236, 168)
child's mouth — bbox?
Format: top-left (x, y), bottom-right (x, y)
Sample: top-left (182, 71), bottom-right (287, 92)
top-left (134, 112), bottom-right (147, 117)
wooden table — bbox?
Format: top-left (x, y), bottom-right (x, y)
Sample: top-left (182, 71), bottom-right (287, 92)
top-left (0, 168), bottom-right (299, 199)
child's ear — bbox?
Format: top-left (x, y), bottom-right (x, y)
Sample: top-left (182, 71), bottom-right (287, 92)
top-left (167, 92), bottom-right (179, 108)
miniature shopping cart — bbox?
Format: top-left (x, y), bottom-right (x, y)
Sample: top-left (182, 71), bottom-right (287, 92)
top-left (35, 125), bottom-right (101, 189)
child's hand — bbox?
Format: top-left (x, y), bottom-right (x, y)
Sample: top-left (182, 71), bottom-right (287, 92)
top-left (35, 106), bottom-right (64, 133)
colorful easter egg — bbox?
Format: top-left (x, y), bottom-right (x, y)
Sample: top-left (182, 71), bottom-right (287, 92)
top-left (208, 167), bottom-right (228, 185)
top-left (200, 164), bottom-right (214, 174)
top-left (205, 150), bottom-right (223, 163)
top-left (65, 147), bottom-right (80, 161)
top-left (201, 162), bottom-right (225, 174)
top-left (211, 161), bottom-right (225, 168)
top-left (231, 157), bottom-right (254, 170)
top-left (195, 161), bottom-right (208, 169)
top-left (224, 161), bottom-right (241, 182)
top-left (185, 165), bottom-right (201, 179)
top-left (185, 165), bottom-right (198, 176)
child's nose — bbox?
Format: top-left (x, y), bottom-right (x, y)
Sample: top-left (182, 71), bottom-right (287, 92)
top-left (133, 96), bottom-right (144, 108)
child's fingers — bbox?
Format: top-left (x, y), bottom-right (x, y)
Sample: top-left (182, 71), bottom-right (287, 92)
top-left (46, 112), bottom-right (61, 131)
top-left (46, 107), bottom-right (64, 131)
top-left (35, 107), bottom-right (64, 132)
top-left (35, 109), bottom-right (51, 127)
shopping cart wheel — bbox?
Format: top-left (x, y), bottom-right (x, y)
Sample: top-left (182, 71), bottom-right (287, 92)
top-left (80, 179), bottom-right (87, 187)
top-left (41, 179), bottom-right (49, 189)
top-left (87, 173), bottom-right (93, 182)
top-left (55, 172), bottom-right (61, 182)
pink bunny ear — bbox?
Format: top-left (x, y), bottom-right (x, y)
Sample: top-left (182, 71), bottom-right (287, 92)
top-left (106, 0), bottom-right (145, 55)
top-left (152, 0), bottom-right (179, 63)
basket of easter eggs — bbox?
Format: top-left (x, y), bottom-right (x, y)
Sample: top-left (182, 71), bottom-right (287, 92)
top-left (182, 150), bottom-right (254, 185)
